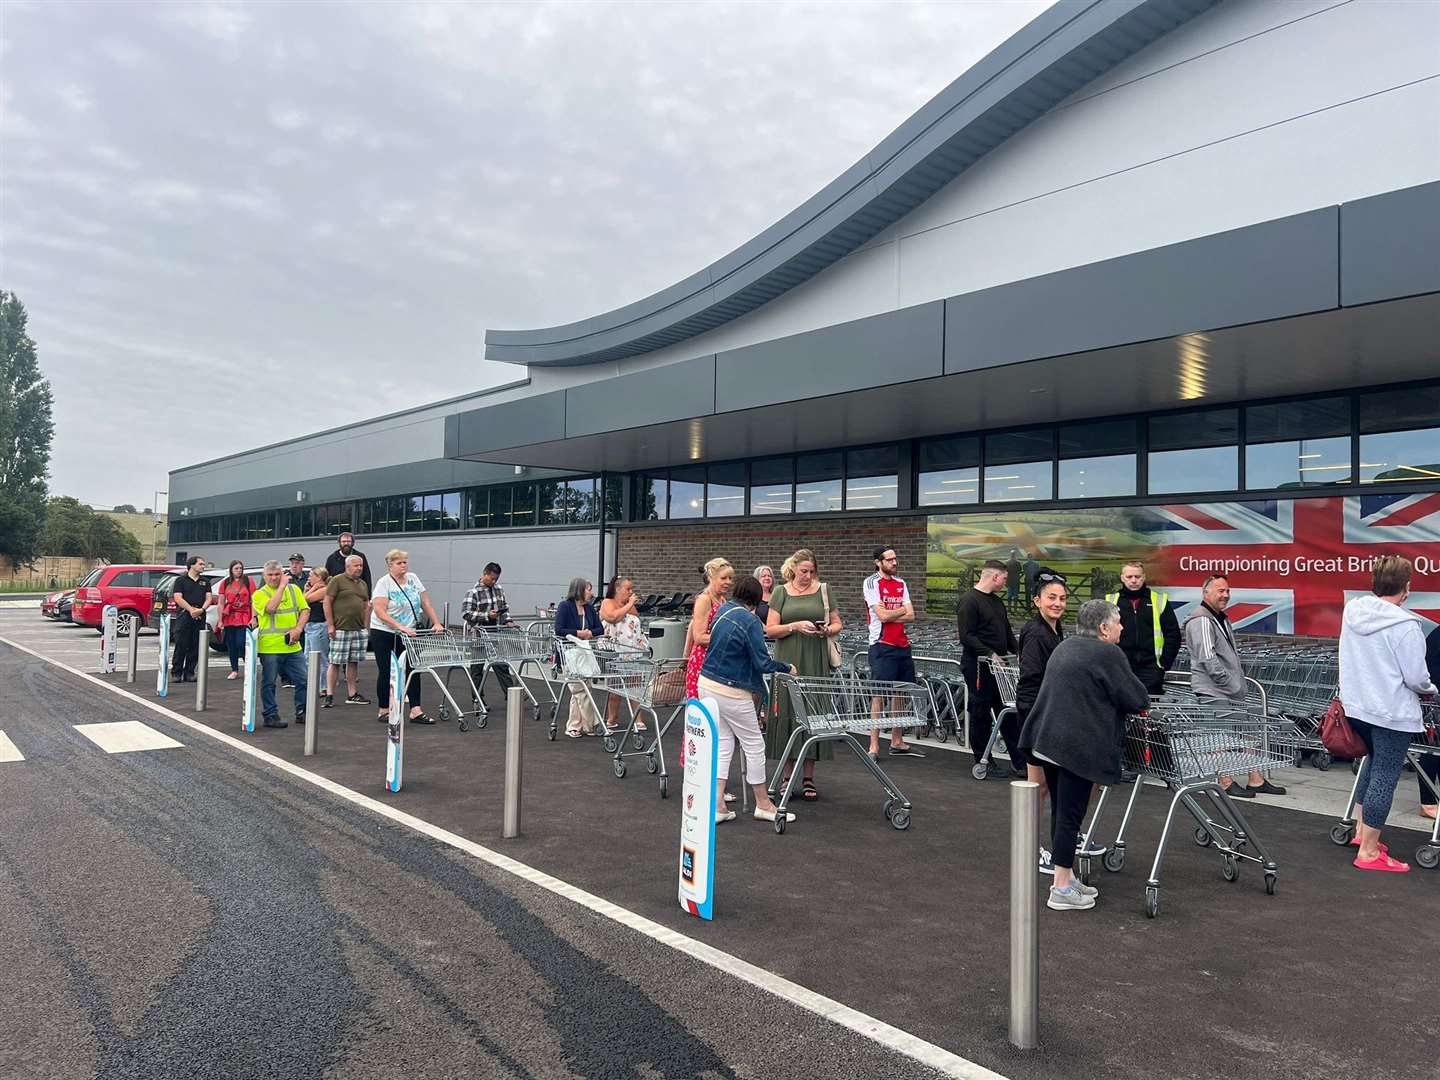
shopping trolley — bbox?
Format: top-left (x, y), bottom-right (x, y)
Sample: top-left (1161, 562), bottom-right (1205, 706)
top-left (972, 655), bottom-right (1019, 780)
top-left (1241, 651), bottom-right (1339, 769)
top-left (1328, 702), bottom-right (1440, 869)
top-left (556, 636), bottom-right (652, 747)
top-left (768, 672), bottom-right (930, 832)
top-left (1113, 702), bottom-right (1286, 917)
top-left (914, 654), bottom-right (969, 744)
top-left (602, 657), bottom-right (688, 798)
top-left (401, 630), bottom-right (486, 731)
top-left (466, 625), bottom-right (562, 730)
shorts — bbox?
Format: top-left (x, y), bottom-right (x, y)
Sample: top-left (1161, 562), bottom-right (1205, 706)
top-left (868, 642), bottom-right (916, 683)
top-left (329, 628), bottom-right (368, 665)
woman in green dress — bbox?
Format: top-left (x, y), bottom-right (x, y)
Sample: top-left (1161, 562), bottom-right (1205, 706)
top-left (764, 548), bottom-right (843, 802)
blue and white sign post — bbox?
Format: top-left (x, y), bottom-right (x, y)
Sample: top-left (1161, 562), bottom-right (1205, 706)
top-left (678, 697), bottom-right (719, 920)
top-left (155, 614), bottom-right (171, 697)
top-left (99, 605), bottom-right (118, 674)
top-left (385, 650), bottom-right (406, 793)
top-left (241, 628), bottom-right (258, 733)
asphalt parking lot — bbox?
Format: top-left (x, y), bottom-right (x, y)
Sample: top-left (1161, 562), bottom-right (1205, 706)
top-left (3, 607), bottom-right (1438, 1080)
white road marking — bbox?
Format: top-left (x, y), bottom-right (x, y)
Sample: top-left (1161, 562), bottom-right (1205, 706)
top-left (0, 731), bottom-right (24, 762)
top-left (74, 720), bottom-right (184, 754)
top-left (0, 634), bottom-right (1004, 1080)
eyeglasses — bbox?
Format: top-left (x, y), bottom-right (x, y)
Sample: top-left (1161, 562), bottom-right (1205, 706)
top-left (1036, 572), bottom-right (1068, 585)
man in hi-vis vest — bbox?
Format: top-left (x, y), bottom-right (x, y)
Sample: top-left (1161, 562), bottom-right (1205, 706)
top-left (1106, 561), bottom-right (1181, 695)
top-left (252, 559), bottom-right (310, 729)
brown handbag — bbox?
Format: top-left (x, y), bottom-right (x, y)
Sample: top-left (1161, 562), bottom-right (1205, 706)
top-left (1319, 698), bottom-right (1367, 760)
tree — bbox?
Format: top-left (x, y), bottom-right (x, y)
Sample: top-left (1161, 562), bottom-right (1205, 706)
top-left (143, 507), bottom-right (153, 515)
top-left (113, 503), bottom-right (138, 513)
top-left (41, 497), bottom-right (142, 563)
top-left (0, 292), bottom-right (54, 567)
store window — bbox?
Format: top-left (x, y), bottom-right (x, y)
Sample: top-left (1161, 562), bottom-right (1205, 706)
top-left (635, 475), bottom-right (668, 520)
top-left (1148, 408), bottom-right (1238, 494)
top-left (749, 457), bottom-right (794, 515)
top-left (1358, 385), bottom-right (1440, 485)
top-left (845, 446), bottom-right (898, 510)
top-left (984, 429), bottom-right (1053, 503)
top-left (795, 451), bottom-right (843, 513)
top-left (466, 489), bottom-right (490, 530)
top-left (706, 463), bottom-right (746, 517)
top-left (917, 435), bottom-right (979, 507)
top-left (1245, 396), bottom-right (1352, 489)
top-left (508, 483), bottom-right (536, 527)
top-left (668, 466), bottom-right (705, 520)
top-left (568, 478), bottom-right (598, 524)
top-left (1058, 419), bottom-right (1137, 499)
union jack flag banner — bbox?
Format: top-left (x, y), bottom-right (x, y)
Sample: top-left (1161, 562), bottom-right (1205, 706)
top-left (929, 493), bottom-right (1440, 637)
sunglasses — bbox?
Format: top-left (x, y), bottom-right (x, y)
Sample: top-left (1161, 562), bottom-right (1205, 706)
top-left (1036, 572), bottom-right (1068, 585)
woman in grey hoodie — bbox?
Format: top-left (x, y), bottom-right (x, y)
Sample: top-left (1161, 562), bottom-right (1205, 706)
top-left (1339, 556), bottom-right (1437, 874)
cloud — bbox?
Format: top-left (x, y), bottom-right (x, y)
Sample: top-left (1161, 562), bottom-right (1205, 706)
top-left (167, 2), bottom-right (252, 43)
top-left (57, 82), bottom-right (95, 112)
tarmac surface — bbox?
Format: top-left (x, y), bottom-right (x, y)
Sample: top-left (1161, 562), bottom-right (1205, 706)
top-left (3, 609), bottom-right (1438, 1080)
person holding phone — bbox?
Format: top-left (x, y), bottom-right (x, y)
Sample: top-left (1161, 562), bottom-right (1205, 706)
top-left (370, 549), bottom-right (442, 725)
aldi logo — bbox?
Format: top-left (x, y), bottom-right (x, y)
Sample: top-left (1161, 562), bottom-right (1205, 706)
top-left (680, 845), bottom-right (696, 884)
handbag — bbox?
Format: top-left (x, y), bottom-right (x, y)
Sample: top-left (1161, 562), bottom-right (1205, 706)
top-left (819, 582), bottom-right (843, 670)
top-left (1319, 698), bottom-right (1367, 759)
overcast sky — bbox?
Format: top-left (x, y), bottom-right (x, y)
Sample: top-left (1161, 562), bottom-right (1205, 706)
top-left (2, 0), bottom-right (1050, 511)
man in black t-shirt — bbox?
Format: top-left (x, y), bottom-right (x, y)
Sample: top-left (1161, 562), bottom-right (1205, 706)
top-left (325, 533), bottom-right (371, 591)
top-left (171, 555), bottom-right (213, 681)
top-left (956, 558), bottom-right (1021, 777)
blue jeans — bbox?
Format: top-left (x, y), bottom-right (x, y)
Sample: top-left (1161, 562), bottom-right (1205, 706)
top-left (259, 650), bottom-right (306, 720)
top-left (224, 626), bottom-right (247, 672)
top-left (303, 622), bottom-right (329, 684)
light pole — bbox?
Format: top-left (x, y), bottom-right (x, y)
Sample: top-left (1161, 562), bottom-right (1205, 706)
top-left (153, 490), bottom-right (168, 562)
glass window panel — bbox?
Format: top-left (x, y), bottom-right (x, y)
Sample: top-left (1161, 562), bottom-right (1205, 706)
top-left (986, 429), bottom-right (1053, 466)
top-left (634, 475), bottom-right (667, 520)
top-left (298, 507), bottom-right (313, 537)
top-left (330, 503), bottom-right (351, 535)
top-left (222, 515), bottom-right (239, 542)
top-left (569, 478), bottom-right (598, 524)
top-left (796, 451), bottom-right (842, 483)
top-left (846, 445), bottom-right (898, 476)
top-left (983, 460), bottom-right (1052, 503)
top-left (467, 489), bottom-right (490, 530)
top-left (380, 497), bottom-right (400, 533)
top-left (1059, 419), bottom-right (1139, 458)
top-left (602, 476), bottom-right (623, 522)
top-left (795, 452), bottom-right (842, 510)
top-left (489, 487), bottom-right (511, 528)
top-left (538, 480), bottom-right (566, 525)
top-left (918, 435), bottom-right (980, 471)
top-left (405, 497), bottom-right (424, 531)
top-left (669, 466), bottom-right (705, 520)
top-left (749, 457), bottom-right (793, 516)
top-left (356, 501), bottom-right (373, 535)
top-left (1246, 396), bottom-right (1350, 442)
top-left (1149, 408), bottom-right (1238, 451)
top-left (1059, 454), bottom-right (1136, 499)
top-left (420, 494), bottom-right (439, 531)
top-left (441, 492), bottom-right (460, 529)
top-left (1359, 385), bottom-right (1440, 434)
top-left (1148, 446), bottom-right (1238, 494)
top-left (1359, 428), bottom-right (1440, 484)
top-left (917, 467), bottom-right (979, 506)
top-left (845, 446), bottom-right (897, 509)
top-left (509, 483), bottom-right (535, 527)
top-left (706, 463), bottom-right (745, 517)
top-left (1246, 436), bottom-right (1352, 489)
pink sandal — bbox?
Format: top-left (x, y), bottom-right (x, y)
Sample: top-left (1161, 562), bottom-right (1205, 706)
top-left (1353, 852), bottom-right (1410, 873)
top-left (1349, 838), bottom-right (1388, 854)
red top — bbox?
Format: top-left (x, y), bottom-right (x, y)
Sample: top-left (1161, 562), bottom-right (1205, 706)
top-left (217, 577), bottom-right (255, 627)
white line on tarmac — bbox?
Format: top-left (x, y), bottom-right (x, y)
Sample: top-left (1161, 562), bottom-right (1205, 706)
top-left (0, 635), bottom-right (1005, 1080)
top-left (74, 720), bottom-right (184, 754)
top-left (0, 731), bottom-right (24, 762)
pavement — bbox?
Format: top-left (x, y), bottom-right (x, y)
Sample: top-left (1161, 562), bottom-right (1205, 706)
top-left (2, 608), bottom-right (1438, 1080)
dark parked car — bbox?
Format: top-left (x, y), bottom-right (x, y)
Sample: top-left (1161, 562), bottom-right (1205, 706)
top-left (42, 589), bottom-right (75, 619)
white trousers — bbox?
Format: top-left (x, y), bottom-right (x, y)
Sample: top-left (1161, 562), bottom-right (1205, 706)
top-left (711, 692), bottom-right (767, 785)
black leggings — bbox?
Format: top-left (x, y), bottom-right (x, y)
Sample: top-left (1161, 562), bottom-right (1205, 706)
top-left (1042, 764), bottom-right (1094, 871)
top-left (371, 628), bottom-right (421, 711)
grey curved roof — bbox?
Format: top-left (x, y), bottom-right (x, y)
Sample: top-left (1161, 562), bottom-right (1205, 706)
top-left (486, 0), bottom-right (1220, 368)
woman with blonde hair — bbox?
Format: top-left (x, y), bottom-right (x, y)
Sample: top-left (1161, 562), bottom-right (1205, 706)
top-left (765, 548), bottom-right (842, 802)
top-left (753, 565), bottom-right (776, 626)
top-left (685, 558), bottom-right (734, 700)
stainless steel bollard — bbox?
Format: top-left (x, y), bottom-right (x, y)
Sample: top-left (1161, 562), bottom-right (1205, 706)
top-left (125, 617), bottom-right (140, 683)
top-left (304, 649), bottom-right (320, 756)
top-left (195, 627), bottom-right (211, 710)
top-left (1009, 780), bottom-right (1040, 1050)
top-left (503, 685), bottom-right (524, 838)
top-left (443, 600), bottom-right (451, 630)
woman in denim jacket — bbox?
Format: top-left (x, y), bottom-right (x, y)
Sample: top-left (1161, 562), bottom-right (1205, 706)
top-left (698, 575), bottom-right (797, 824)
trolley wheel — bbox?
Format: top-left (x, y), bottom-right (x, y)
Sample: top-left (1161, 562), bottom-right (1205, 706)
top-left (971, 762), bottom-right (989, 781)
top-left (890, 808), bottom-right (911, 831)
top-left (645, 754), bottom-right (659, 775)
top-left (458, 719), bottom-right (469, 733)
top-left (774, 814), bottom-right (786, 835)
top-left (612, 759), bottom-right (626, 779)
top-left (1193, 826), bottom-right (1212, 848)
top-left (1416, 845), bottom-right (1440, 870)
top-left (1076, 857), bottom-right (1092, 885)
top-left (476, 715), bottom-right (488, 730)
top-left (438, 704), bottom-right (449, 721)
top-left (1313, 750), bottom-right (1332, 771)
top-left (1264, 871), bottom-right (1277, 895)
top-left (935, 725), bottom-right (949, 744)
top-left (547, 727), bottom-right (556, 741)
top-left (1144, 887), bottom-right (1160, 919)
top-left (632, 731), bottom-right (646, 751)
top-left (659, 776), bottom-right (668, 799)
top-left (602, 736), bottom-right (617, 754)
top-left (883, 798), bottom-right (894, 821)
top-left (1329, 822), bottom-right (1355, 846)
top-left (1103, 847), bottom-right (1126, 874)
top-left (1221, 855), bottom-right (1239, 882)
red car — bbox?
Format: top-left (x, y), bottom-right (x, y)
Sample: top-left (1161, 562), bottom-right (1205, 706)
top-left (72, 564), bottom-right (182, 632)
top-left (41, 589), bottom-right (74, 618)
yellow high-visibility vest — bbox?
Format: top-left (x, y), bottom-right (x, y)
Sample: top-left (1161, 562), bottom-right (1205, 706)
top-left (252, 583), bottom-right (306, 654)
top-left (1107, 590), bottom-right (1169, 663)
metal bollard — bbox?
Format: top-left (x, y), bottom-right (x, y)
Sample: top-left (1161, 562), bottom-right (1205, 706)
top-left (304, 649), bottom-right (321, 756)
top-left (125, 616), bottom-right (140, 683)
top-left (503, 685), bottom-right (524, 838)
top-left (195, 627), bottom-right (211, 711)
top-left (1009, 780), bottom-right (1040, 1050)
top-left (443, 600), bottom-right (451, 631)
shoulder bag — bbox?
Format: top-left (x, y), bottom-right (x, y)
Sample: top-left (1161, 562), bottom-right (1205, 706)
top-left (1319, 698), bottom-right (1367, 760)
top-left (819, 582), bottom-right (843, 670)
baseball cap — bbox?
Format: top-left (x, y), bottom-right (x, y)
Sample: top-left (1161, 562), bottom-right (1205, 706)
top-left (288, 553), bottom-right (305, 562)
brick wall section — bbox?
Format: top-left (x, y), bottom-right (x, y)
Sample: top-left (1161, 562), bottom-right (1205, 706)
top-left (616, 514), bottom-right (927, 625)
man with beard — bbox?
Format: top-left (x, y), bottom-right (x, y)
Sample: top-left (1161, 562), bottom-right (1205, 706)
top-left (325, 531), bottom-right (371, 592)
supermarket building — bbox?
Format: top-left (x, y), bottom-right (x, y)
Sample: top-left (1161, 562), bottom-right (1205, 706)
top-left (168, 0), bottom-right (1440, 633)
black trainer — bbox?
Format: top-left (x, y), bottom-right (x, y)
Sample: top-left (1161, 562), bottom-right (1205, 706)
top-left (346, 693), bottom-right (371, 705)
top-left (262, 714), bottom-right (288, 729)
